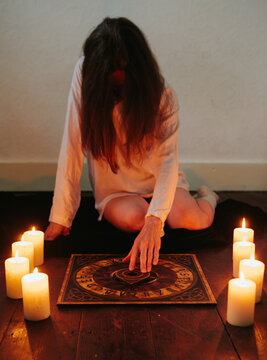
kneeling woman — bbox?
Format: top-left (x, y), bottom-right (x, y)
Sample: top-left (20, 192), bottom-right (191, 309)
top-left (45, 17), bottom-right (218, 273)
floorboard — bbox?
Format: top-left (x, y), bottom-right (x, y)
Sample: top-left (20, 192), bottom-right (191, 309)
top-left (77, 307), bottom-right (156, 360)
top-left (149, 305), bottom-right (239, 360)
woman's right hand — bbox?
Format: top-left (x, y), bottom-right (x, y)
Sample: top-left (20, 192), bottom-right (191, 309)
top-left (44, 222), bottom-right (70, 241)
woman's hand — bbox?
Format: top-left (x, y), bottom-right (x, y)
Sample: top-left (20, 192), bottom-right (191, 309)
top-left (123, 215), bottom-right (162, 273)
top-left (44, 222), bottom-right (70, 241)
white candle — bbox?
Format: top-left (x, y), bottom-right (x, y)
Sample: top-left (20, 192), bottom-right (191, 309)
top-left (21, 268), bottom-right (50, 321)
top-left (233, 218), bottom-right (254, 243)
top-left (5, 251), bottom-right (30, 299)
top-left (240, 254), bottom-right (265, 303)
top-left (227, 272), bottom-right (256, 327)
top-left (12, 235), bottom-right (34, 272)
top-left (233, 238), bottom-right (255, 277)
top-left (24, 227), bottom-right (44, 266)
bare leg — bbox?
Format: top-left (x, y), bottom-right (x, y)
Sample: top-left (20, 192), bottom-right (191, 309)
top-left (103, 188), bottom-right (217, 232)
top-left (167, 188), bottom-right (215, 230)
top-left (103, 195), bottom-right (149, 232)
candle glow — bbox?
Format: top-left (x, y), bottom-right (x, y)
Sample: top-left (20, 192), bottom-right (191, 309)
top-left (24, 226), bottom-right (44, 266)
top-left (22, 268), bottom-right (50, 321)
top-left (227, 273), bottom-right (256, 327)
top-left (239, 254), bottom-right (265, 303)
top-left (5, 252), bottom-right (30, 299)
top-left (12, 235), bottom-right (34, 271)
top-left (233, 218), bottom-right (254, 243)
top-left (233, 238), bottom-right (255, 277)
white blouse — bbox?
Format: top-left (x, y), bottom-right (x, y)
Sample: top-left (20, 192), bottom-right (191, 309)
top-left (49, 57), bottom-right (180, 232)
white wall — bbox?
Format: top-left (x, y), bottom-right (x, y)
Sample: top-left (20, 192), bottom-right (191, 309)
top-left (0, 0), bottom-right (266, 190)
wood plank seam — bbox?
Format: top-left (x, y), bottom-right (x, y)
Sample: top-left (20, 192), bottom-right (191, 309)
top-left (215, 307), bottom-right (242, 360)
top-left (0, 304), bottom-right (18, 346)
top-left (75, 311), bottom-right (84, 360)
top-left (148, 309), bottom-right (157, 360)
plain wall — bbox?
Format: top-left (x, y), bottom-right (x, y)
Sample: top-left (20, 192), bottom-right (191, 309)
top-left (0, 0), bottom-right (266, 190)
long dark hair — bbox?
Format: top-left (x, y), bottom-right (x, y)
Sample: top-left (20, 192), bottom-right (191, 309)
top-left (81, 17), bottom-right (172, 173)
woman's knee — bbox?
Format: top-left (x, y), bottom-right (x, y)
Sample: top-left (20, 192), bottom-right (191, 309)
top-left (167, 207), bottom-right (213, 230)
top-left (167, 209), bottom-right (195, 230)
top-left (194, 212), bottom-right (213, 230)
top-left (121, 208), bottom-right (146, 231)
top-left (167, 188), bottom-right (214, 230)
top-left (103, 196), bottom-right (148, 232)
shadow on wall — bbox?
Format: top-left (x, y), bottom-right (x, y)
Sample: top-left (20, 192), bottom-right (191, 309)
top-left (181, 167), bottom-right (212, 191)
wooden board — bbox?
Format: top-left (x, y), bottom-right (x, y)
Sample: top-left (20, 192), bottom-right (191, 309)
top-left (57, 254), bottom-right (216, 305)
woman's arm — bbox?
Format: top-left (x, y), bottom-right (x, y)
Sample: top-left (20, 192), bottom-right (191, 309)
top-left (45, 58), bottom-right (85, 239)
top-left (44, 222), bottom-right (70, 241)
top-left (146, 89), bottom-right (179, 229)
top-left (124, 88), bottom-right (179, 271)
top-left (123, 214), bottom-right (162, 272)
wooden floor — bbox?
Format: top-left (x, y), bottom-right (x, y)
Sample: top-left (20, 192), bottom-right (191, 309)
top-left (0, 191), bottom-right (266, 360)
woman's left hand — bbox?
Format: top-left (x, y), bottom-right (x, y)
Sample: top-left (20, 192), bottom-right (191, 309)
top-left (123, 215), bottom-right (162, 273)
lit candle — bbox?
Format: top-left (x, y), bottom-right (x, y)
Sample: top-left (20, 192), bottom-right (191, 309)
top-left (233, 218), bottom-right (254, 243)
top-left (240, 254), bottom-right (265, 303)
top-left (24, 226), bottom-right (44, 266)
top-left (227, 272), bottom-right (256, 327)
top-left (233, 237), bottom-right (255, 277)
top-left (21, 268), bottom-right (50, 321)
top-left (12, 235), bottom-right (34, 271)
top-left (5, 251), bottom-right (30, 299)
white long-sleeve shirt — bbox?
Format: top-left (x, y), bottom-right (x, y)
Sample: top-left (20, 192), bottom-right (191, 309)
top-left (49, 57), bottom-right (181, 231)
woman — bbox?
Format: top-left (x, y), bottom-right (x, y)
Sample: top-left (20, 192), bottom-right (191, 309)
top-left (45, 17), bottom-right (218, 273)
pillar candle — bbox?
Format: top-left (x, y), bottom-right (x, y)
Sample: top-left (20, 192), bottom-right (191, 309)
top-left (233, 239), bottom-right (255, 277)
top-left (5, 252), bottom-right (30, 299)
top-left (240, 254), bottom-right (265, 303)
top-left (233, 218), bottom-right (254, 243)
top-left (24, 227), bottom-right (44, 266)
top-left (21, 268), bottom-right (50, 321)
top-left (12, 235), bottom-right (34, 271)
top-left (227, 272), bottom-right (256, 327)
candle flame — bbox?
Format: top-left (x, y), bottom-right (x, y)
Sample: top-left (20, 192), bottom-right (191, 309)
top-left (32, 226), bottom-right (36, 231)
top-left (33, 267), bottom-right (38, 273)
top-left (242, 218), bottom-right (246, 229)
top-left (250, 253), bottom-right (255, 260)
top-left (240, 271), bottom-right (245, 281)
top-left (21, 235), bottom-right (25, 242)
top-left (15, 250), bottom-right (19, 258)
top-left (242, 236), bottom-right (247, 242)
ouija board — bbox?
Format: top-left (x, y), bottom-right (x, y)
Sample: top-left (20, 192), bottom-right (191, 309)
top-left (57, 254), bottom-right (216, 305)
